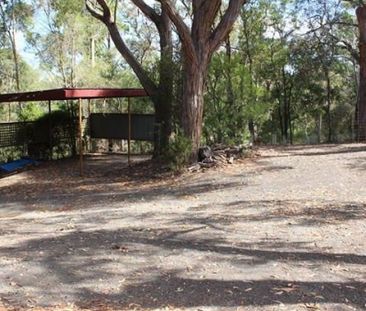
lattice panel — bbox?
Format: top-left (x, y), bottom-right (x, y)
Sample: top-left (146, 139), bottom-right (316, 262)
top-left (0, 122), bottom-right (30, 147)
top-left (0, 121), bottom-right (74, 148)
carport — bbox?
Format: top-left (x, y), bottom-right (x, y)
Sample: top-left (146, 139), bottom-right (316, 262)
top-left (0, 88), bottom-right (151, 176)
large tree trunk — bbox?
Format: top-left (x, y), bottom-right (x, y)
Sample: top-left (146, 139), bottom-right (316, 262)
top-left (153, 9), bottom-right (173, 156)
top-left (225, 38), bottom-right (234, 106)
top-left (181, 63), bottom-right (206, 159)
top-left (10, 32), bottom-right (20, 92)
top-left (282, 85), bottom-right (289, 143)
top-left (318, 113), bottom-right (322, 144)
top-left (356, 5), bottom-right (366, 141)
top-left (7, 1), bottom-right (21, 110)
top-left (278, 102), bottom-right (284, 142)
top-left (325, 69), bottom-right (332, 142)
top-left (87, 0), bottom-right (246, 163)
top-left (288, 90), bottom-right (293, 145)
top-left (153, 89), bottom-right (172, 155)
top-left (159, 0), bottom-right (247, 161)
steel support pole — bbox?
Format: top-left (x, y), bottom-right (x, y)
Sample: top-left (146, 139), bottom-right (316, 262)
top-left (78, 98), bottom-right (84, 176)
top-left (128, 97), bottom-right (131, 166)
top-left (48, 100), bottom-right (52, 158)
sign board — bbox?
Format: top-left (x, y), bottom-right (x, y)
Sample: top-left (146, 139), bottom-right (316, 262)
top-left (89, 113), bottom-right (155, 141)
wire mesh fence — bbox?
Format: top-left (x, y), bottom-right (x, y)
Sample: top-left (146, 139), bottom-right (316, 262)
top-left (0, 122), bottom-right (31, 148)
top-left (0, 121), bottom-right (73, 148)
top-left (355, 122), bottom-right (366, 142)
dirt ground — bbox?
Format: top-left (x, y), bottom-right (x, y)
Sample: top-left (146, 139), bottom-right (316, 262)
top-left (0, 144), bottom-right (365, 311)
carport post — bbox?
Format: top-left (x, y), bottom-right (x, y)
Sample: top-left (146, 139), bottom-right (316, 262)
top-left (48, 100), bottom-right (52, 157)
top-left (128, 97), bottom-right (131, 166)
top-left (78, 98), bottom-right (84, 176)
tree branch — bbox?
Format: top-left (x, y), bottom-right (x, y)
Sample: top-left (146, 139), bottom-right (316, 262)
top-left (96, 0), bottom-right (112, 20)
top-left (192, 0), bottom-right (221, 44)
top-left (158, 0), bottom-right (196, 63)
top-left (339, 40), bottom-right (360, 62)
top-left (327, 32), bottom-right (360, 61)
top-left (334, 21), bottom-right (358, 27)
top-left (131, 0), bottom-right (161, 26)
top-left (209, 0), bottom-right (247, 53)
top-left (85, 0), bottom-right (157, 95)
top-left (85, 0), bottom-right (105, 22)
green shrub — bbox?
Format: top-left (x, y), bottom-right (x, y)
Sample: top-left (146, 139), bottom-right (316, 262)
top-left (164, 132), bottom-right (192, 172)
top-left (0, 147), bottom-right (23, 163)
top-left (18, 103), bottom-right (44, 121)
top-left (27, 110), bottom-right (76, 160)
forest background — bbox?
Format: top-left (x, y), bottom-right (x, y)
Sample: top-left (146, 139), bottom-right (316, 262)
top-left (0, 0), bottom-right (364, 160)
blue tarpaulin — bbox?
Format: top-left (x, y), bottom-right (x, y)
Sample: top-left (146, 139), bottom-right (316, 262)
top-left (0, 158), bottom-right (38, 173)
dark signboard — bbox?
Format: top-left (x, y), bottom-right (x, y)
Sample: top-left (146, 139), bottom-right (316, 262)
top-left (89, 113), bottom-right (155, 141)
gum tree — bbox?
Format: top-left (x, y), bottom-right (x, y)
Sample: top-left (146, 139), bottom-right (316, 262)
top-left (0, 0), bottom-right (32, 92)
top-left (86, 0), bottom-right (173, 155)
top-left (160, 0), bottom-right (247, 157)
top-left (86, 0), bottom-right (247, 159)
top-left (355, 2), bottom-right (366, 139)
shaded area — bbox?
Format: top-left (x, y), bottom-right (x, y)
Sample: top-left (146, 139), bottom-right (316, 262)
top-left (2, 227), bottom-right (366, 266)
top-left (0, 154), bottom-right (247, 211)
top-left (347, 156), bottom-right (366, 171)
top-left (187, 200), bottom-right (366, 226)
top-left (250, 163), bottom-right (294, 173)
top-left (78, 277), bottom-right (366, 309)
top-left (0, 144), bottom-right (365, 310)
top-left (0, 227), bottom-right (365, 309)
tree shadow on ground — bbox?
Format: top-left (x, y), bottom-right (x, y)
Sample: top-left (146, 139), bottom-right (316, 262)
top-left (0, 178), bottom-right (245, 212)
top-left (78, 276), bottom-right (366, 309)
top-left (347, 157), bottom-right (366, 171)
top-left (0, 152), bottom-right (249, 211)
top-left (1, 227), bottom-right (365, 275)
top-left (186, 200), bottom-right (366, 226)
top-left (249, 162), bottom-right (294, 173)
top-left (0, 147), bottom-right (365, 309)
top-left (0, 227), bottom-right (365, 309)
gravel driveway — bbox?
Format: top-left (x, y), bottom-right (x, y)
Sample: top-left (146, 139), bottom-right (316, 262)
top-left (0, 144), bottom-right (365, 310)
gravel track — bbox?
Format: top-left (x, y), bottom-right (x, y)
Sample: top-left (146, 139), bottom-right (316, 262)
top-left (0, 144), bottom-right (365, 311)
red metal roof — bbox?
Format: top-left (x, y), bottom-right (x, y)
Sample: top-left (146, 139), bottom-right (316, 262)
top-left (0, 88), bottom-right (148, 103)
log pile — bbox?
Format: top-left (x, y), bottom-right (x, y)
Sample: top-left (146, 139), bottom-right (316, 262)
top-left (188, 144), bottom-right (253, 172)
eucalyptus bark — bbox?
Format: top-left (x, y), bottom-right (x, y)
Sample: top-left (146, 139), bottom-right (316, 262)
top-left (325, 69), bottom-right (332, 142)
top-left (282, 67), bottom-right (289, 144)
top-left (161, 0), bottom-right (247, 159)
top-left (242, 13), bottom-right (256, 143)
top-left (10, 29), bottom-right (20, 92)
top-left (181, 61), bottom-right (207, 153)
top-left (356, 5), bottom-right (366, 141)
top-left (154, 9), bottom-right (173, 153)
top-left (0, 1), bottom-right (21, 108)
top-left (318, 113), bottom-right (322, 144)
